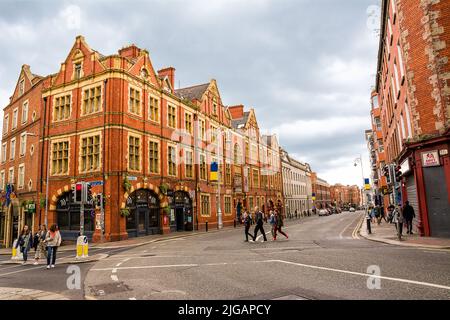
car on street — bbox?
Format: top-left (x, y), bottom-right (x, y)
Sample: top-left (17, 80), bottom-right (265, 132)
top-left (349, 207), bottom-right (356, 212)
top-left (318, 209), bottom-right (329, 216)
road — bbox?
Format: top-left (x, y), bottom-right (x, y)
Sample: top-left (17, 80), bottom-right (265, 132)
top-left (1, 211), bottom-right (450, 300)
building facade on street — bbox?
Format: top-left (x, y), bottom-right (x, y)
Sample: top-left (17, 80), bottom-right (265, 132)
top-left (330, 184), bottom-right (361, 208)
top-left (369, 0), bottom-right (450, 237)
top-left (0, 36), bottom-right (284, 247)
top-left (280, 149), bottom-right (313, 216)
top-left (310, 172), bottom-right (331, 209)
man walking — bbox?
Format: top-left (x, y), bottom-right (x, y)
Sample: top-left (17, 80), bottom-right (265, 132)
top-left (274, 210), bottom-right (288, 240)
top-left (403, 201), bottom-right (416, 235)
top-left (253, 206), bottom-right (267, 242)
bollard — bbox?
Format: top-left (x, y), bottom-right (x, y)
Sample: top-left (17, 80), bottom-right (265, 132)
top-left (11, 239), bottom-right (18, 260)
top-left (76, 235), bottom-right (89, 259)
top-left (206, 221), bottom-right (208, 232)
top-left (234, 219), bottom-right (236, 228)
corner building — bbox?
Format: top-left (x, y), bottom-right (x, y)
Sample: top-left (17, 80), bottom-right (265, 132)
top-left (0, 36), bottom-right (283, 245)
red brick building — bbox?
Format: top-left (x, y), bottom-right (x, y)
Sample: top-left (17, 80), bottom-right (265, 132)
top-left (310, 172), bottom-right (331, 209)
top-left (372, 0), bottom-right (450, 237)
top-left (330, 184), bottom-right (361, 208)
top-left (0, 36), bottom-right (283, 246)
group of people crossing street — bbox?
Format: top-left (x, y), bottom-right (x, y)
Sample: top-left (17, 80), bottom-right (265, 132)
top-left (242, 206), bottom-right (288, 242)
top-left (14, 224), bottom-right (62, 268)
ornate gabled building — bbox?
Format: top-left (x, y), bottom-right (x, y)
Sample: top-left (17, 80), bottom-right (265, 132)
top-left (0, 36), bottom-right (283, 247)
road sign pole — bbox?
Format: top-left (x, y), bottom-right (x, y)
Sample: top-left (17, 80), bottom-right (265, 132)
top-left (100, 193), bottom-right (104, 242)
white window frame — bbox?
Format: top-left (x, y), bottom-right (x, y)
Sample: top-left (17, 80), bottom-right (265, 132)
top-left (12, 108), bottom-right (18, 130)
top-left (184, 111), bottom-right (193, 135)
top-left (3, 114), bottom-right (9, 136)
top-left (53, 93), bottom-right (72, 122)
top-left (148, 94), bottom-right (160, 123)
top-left (8, 167), bottom-right (14, 184)
top-left (167, 144), bottom-right (177, 177)
top-left (21, 100), bottom-right (29, 124)
top-left (1, 143), bottom-right (7, 163)
top-left (10, 138), bottom-right (16, 160)
top-left (18, 163), bottom-right (25, 189)
top-left (81, 83), bottom-right (103, 116)
top-left (397, 42), bottom-right (405, 80)
top-left (128, 84), bottom-right (142, 116)
top-left (19, 79), bottom-right (25, 96)
top-left (0, 170), bottom-right (5, 191)
top-left (404, 101), bottom-right (413, 138)
top-left (167, 104), bottom-right (177, 129)
top-left (20, 133), bottom-right (26, 157)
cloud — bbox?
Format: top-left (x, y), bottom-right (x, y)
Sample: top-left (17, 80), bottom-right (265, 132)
top-left (0, 0), bottom-right (379, 187)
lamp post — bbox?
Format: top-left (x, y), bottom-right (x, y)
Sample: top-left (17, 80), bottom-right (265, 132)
top-left (354, 154), bottom-right (366, 208)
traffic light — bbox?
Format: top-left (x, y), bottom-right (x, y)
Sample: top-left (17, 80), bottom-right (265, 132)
top-left (74, 182), bottom-right (83, 203)
top-left (382, 165), bottom-right (391, 183)
top-left (86, 183), bottom-right (93, 204)
top-left (395, 165), bottom-right (402, 182)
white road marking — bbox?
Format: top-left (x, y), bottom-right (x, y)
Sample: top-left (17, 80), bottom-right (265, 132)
top-left (0, 265), bottom-right (45, 277)
top-left (256, 231), bottom-right (271, 242)
top-left (110, 274), bottom-right (119, 282)
top-left (272, 259), bottom-right (450, 291)
top-left (115, 258), bottom-right (131, 267)
top-left (129, 297), bottom-right (137, 300)
top-left (112, 268), bottom-right (117, 274)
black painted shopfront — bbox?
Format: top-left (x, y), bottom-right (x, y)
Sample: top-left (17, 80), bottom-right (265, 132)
top-left (56, 191), bottom-right (95, 241)
top-left (168, 191), bottom-right (193, 232)
top-left (126, 189), bottom-right (160, 237)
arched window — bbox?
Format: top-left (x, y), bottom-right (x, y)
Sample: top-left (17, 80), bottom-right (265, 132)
top-left (234, 143), bottom-right (242, 165)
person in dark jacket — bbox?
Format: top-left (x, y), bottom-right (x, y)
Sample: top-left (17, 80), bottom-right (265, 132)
top-left (243, 210), bottom-right (255, 242)
top-left (253, 206), bottom-right (267, 242)
top-left (15, 225), bottom-right (33, 265)
top-left (273, 210), bottom-right (288, 240)
top-left (403, 201), bottom-right (416, 235)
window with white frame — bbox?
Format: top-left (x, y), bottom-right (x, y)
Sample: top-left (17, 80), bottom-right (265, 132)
top-left (10, 138), bottom-right (16, 160)
top-left (18, 164), bottom-right (25, 189)
top-left (80, 134), bottom-right (101, 172)
top-left (8, 167), bottom-right (14, 184)
top-left (0, 170), bottom-right (4, 191)
top-left (185, 112), bottom-right (193, 134)
top-left (82, 85), bottom-right (102, 115)
top-left (12, 108), bottom-right (18, 130)
top-left (168, 105), bottom-right (176, 128)
top-left (19, 79), bottom-right (25, 96)
top-left (22, 101), bottom-right (29, 124)
top-left (128, 135), bottom-right (141, 171)
top-left (149, 96), bottom-right (159, 122)
top-left (3, 114), bottom-right (9, 135)
top-left (53, 94), bottom-right (71, 121)
top-left (149, 140), bottom-right (159, 174)
top-left (185, 149), bottom-right (193, 178)
top-left (168, 145), bottom-right (177, 176)
top-left (1, 143), bottom-right (7, 163)
top-left (20, 133), bottom-right (26, 156)
top-left (51, 140), bottom-right (69, 175)
top-left (129, 87), bottom-right (141, 116)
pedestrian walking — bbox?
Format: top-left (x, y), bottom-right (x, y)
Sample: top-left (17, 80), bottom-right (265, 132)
top-left (45, 224), bottom-right (62, 269)
top-left (387, 205), bottom-right (395, 223)
top-left (274, 210), bottom-right (288, 240)
top-left (33, 225), bottom-right (47, 265)
top-left (365, 206), bottom-right (372, 234)
top-left (295, 209), bottom-right (298, 219)
top-left (403, 201), bottom-right (416, 235)
top-left (269, 210), bottom-right (277, 240)
top-left (392, 205), bottom-right (404, 240)
top-left (243, 210), bottom-right (255, 242)
top-left (253, 206), bottom-right (267, 242)
top-left (15, 225), bottom-right (33, 265)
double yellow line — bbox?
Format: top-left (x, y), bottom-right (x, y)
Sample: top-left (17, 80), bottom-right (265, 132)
top-left (352, 214), bottom-right (365, 240)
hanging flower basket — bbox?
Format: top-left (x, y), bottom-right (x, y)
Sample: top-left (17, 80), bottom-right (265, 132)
top-left (123, 177), bottom-right (132, 193)
top-left (163, 206), bottom-right (171, 215)
top-left (159, 183), bottom-right (169, 195)
top-left (120, 208), bottom-right (130, 217)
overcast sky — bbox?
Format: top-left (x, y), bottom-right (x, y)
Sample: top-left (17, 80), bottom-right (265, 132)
top-left (0, 0), bottom-right (381, 187)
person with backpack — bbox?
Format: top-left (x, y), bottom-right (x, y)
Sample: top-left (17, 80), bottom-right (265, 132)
top-left (274, 210), bottom-right (288, 240)
top-left (269, 210), bottom-right (277, 240)
top-left (33, 225), bottom-right (47, 265)
top-left (253, 206), bottom-right (267, 242)
top-left (243, 210), bottom-right (255, 242)
top-left (45, 224), bottom-right (62, 269)
top-left (15, 225), bottom-right (33, 265)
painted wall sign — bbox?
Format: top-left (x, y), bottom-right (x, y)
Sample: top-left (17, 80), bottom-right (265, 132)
top-left (421, 150), bottom-right (440, 167)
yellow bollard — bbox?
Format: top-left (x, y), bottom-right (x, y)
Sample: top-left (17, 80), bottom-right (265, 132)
top-left (11, 239), bottom-right (18, 260)
top-left (76, 236), bottom-right (88, 259)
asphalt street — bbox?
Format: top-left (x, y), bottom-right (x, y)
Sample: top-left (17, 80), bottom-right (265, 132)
top-left (1, 211), bottom-right (450, 300)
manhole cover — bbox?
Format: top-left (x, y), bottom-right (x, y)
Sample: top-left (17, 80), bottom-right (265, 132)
top-left (88, 282), bottom-right (132, 296)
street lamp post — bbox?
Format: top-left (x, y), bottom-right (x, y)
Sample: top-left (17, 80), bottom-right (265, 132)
top-left (354, 154), bottom-right (366, 207)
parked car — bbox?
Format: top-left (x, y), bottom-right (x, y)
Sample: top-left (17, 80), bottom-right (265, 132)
top-left (349, 207), bottom-right (356, 212)
top-left (318, 209), bottom-right (329, 216)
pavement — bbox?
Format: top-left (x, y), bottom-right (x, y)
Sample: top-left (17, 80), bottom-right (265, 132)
top-left (359, 218), bottom-right (450, 250)
top-left (0, 287), bottom-right (69, 300)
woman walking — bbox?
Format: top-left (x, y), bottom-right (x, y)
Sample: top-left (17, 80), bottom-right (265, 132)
top-left (15, 225), bottom-right (33, 265)
top-left (392, 205), bottom-right (404, 240)
top-left (33, 225), bottom-right (47, 265)
top-left (243, 210), bottom-right (255, 242)
top-left (45, 224), bottom-right (62, 269)
top-left (274, 210), bottom-right (288, 240)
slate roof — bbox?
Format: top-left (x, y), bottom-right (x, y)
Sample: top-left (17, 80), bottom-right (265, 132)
top-left (175, 83), bottom-right (209, 101)
top-left (230, 111), bottom-right (250, 129)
